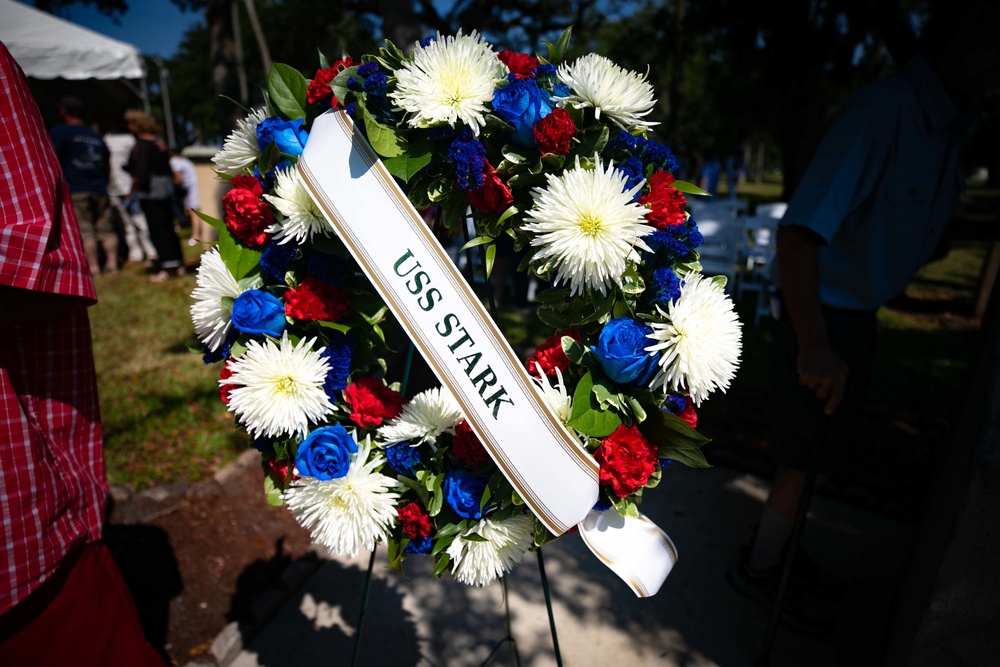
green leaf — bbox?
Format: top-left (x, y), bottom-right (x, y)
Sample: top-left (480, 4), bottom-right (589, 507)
top-left (383, 151), bottom-right (433, 182)
top-left (620, 264), bottom-right (645, 295)
top-left (612, 495), bottom-right (640, 518)
top-left (566, 371), bottom-right (622, 437)
top-left (317, 49), bottom-right (330, 70)
top-left (217, 228), bottom-right (263, 280)
top-left (484, 243), bottom-right (496, 279)
top-left (496, 205), bottom-right (519, 227)
top-left (463, 532), bottom-right (489, 542)
top-left (194, 210), bottom-right (224, 232)
top-left (430, 553), bottom-right (452, 577)
top-left (358, 99), bottom-right (406, 158)
top-left (442, 200), bottom-right (468, 230)
top-left (660, 446), bottom-right (711, 468)
top-left (545, 25), bottom-right (573, 63)
top-left (396, 475), bottom-right (428, 505)
top-left (575, 125), bottom-right (609, 158)
top-left (329, 65), bottom-right (359, 106)
top-left (361, 306), bottom-right (389, 326)
top-left (709, 274), bottom-right (728, 290)
top-left (428, 473), bottom-right (445, 516)
top-left (533, 288), bottom-right (572, 304)
top-left (625, 394), bottom-right (648, 423)
top-left (501, 144), bottom-right (532, 165)
top-left (459, 235), bottom-right (494, 253)
top-left (264, 474), bottom-right (284, 507)
top-left (671, 180), bottom-right (711, 196)
top-left (267, 63), bottom-right (309, 120)
top-left (316, 320), bottom-right (352, 334)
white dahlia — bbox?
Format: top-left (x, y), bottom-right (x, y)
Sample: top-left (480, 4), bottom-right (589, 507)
top-left (263, 167), bottom-right (333, 245)
top-left (222, 332), bottom-right (334, 439)
top-left (190, 247), bottom-right (244, 352)
top-left (377, 386), bottom-right (463, 445)
top-left (447, 514), bottom-right (535, 587)
top-left (645, 273), bottom-right (742, 405)
top-left (389, 30), bottom-right (506, 135)
top-left (555, 54), bottom-right (658, 132)
top-left (522, 156), bottom-right (653, 296)
top-left (285, 437), bottom-right (400, 557)
top-left (212, 107), bottom-right (267, 177)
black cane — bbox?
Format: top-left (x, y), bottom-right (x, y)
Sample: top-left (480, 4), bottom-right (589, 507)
top-left (755, 414), bottom-right (830, 666)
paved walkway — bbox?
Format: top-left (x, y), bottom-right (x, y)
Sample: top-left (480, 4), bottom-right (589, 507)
top-left (217, 465), bottom-right (913, 667)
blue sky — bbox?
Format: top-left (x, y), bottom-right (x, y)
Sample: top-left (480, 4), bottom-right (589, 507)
top-left (31, 0), bottom-right (203, 58)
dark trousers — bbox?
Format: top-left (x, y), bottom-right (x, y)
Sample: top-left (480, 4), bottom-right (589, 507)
top-left (141, 198), bottom-right (184, 269)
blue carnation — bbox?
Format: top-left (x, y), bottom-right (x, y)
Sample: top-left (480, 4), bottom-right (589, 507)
top-left (385, 444), bottom-right (422, 476)
top-left (647, 219), bottom-right (703, 261)
top-left (428, 126), bottom-right (454, 141)
top-left (294, 424), bottom-right (358, 480)
top-left (321, 332), bottom-right (354, 394)
top-left (616, 157), bottom-right (645, 199)
top-left (202, 335), bottom-right (233, 364)
top-left (652, 266), bottom-right (682, 304)
top-left (592, 317), bottom-right (659, 386)
top-left (552, 82), bottom-right (571, 98)
top-left (443, 470), bottom-right (490, 519)
top-left (534, 63), bottom-right (557, 78)
top-left (663, 393), bottom-right (686, 414)
top-left (492, 77), bottom-right (552, 147)
top-left (449, 128), bottom-right (486, 192)
top-left (345, 102), bottom-right (357, 118)
top-left (260, 241), bottom-right (297, 284)
top-left (257, 117), bottom-right (308, 156)
top-left (593, 497), bottom-right (613, 512)
top-left (420, 35), bottom-right (435, 48)
top-left (357, 62), bottom-right (380, 77)
top-left (405, 536), bottom-right (433, 554)
top-left (608, 130), bottom-right (640, 154)
top-left (307, 250), bottom-right (347, 285)
top-left (231, 290), bottom-right (286, 337)
top-left (641, 139), bottom-right (678, 173)
top-left (363, 71), bottom-right (388, 95)
top-left (346, 76), bottom-right (362, 92)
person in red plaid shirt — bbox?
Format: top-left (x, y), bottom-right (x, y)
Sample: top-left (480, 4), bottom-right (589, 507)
top-left (0, 42), bottom-right (165, 665)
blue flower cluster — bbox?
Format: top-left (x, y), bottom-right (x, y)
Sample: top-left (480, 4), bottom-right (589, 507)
top-left (307, 250), bottom-right (347, 286)
top-left (385, 443), bottom-right (422, 476)
top-left (607, 131), bottom-right (678, 174)
top-left (651, 266), bottom-right (682, 305)
top-left (449, 128), bottom-right (486, 192)
top-left (260, 241), bottom-right (297, 284)
top-left (202, 332), bottom-right (235, 364)
top-left (615, 157), bottom-right (645, 200)
top-left (321, 332), bottom-right (354, 394)
top-left (662, 393), bottom-right (686, 414)
top-left (645, 218), bottom-right (704, 262)
top-left (405, 537), bottom-right (433, 554)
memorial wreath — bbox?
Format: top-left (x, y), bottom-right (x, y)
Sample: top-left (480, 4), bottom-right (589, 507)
top-left (190, 28), bottom-right (742, 596)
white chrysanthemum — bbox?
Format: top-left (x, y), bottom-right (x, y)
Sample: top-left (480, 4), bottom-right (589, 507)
top-left (390, 30), bottom-right (506, 136)
top-left (522, 157), bottom-right (653, 296)
top-left (555, 54), bottom-right (658, 132)
top-left (447, 514), bottom-right (535, 587)
top-left (645, 273), bottom-right (742, 405)
top-left (285, 437), bottom-right (400, 557)
top-left (530, 364), bottom-right (583, 440)
top-left (212, 107), bottom-right (267, 177)
top-left (263, 167), bottom-right (333, 245)
top-left (377, 386), bottom-right (463, 445)
top-left (222, 332), bottom-right (334, 439)
top-left (190, 247), bottom-right (244, 352)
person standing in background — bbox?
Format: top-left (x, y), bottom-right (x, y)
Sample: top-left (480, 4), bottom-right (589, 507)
top-left (49, 96), bottom-right (117, 278)
top-left (699, 153), bottom-right (722, 198)
top-left (124, 110), bottom-right (184, 282)
top-left (105, 129), bottom-right (158, 266)
top-left (725, 147), bottom-right (746, 200)
top-left (0, 42), bottom-right (166, 666)
top-left (169, 148), bottom-right (202, 246)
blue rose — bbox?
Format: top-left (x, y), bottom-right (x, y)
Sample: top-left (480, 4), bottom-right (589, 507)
top-left (256, 116), bottom-right (308, 156)
top-left (492, 77), bottom-right (551, 147)
top-left (443, 470), bottom-right (490, 519)
top-left (231, 290), bottom-right (286, 337)
top-left (592, 317), bottom-right (659, 386)
top-left (294, 424), bottom-right (358, 480)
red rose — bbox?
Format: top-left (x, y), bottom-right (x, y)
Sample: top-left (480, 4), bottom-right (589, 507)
top-left (268, 458), bottom-right (292, 483)
top-left (451, 420), bottom-right (491, 467)
top-left (678, 398), bottom-right (698, 428)
top-left (498, 50), bottom-right (539, 78)
top-left (306, 57), bottom-right (356, 106)
top-left (223, 175), bottom-right (273, 247)
top-left (526, 328), bottom-right (582, 378)
top-left (396, 501), bottom-right (433, 539)
top-left (284, 277), bottom-right (349, 322)
top-left (343, 376), bottom-right (406, 428)
top-left (594, 424), bottom-right (658, 498)
top-left (533, 108), bottom-right (576, 156)
top-left (466, 163), bottom-right (513, 214)
top-left (639, 170), bottom-right (687, 230)
top-left (219, 357), bottom-right (238, 404)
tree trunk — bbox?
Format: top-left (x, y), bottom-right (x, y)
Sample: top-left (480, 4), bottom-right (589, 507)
top-left (207, 0), bottom-right (242, 136)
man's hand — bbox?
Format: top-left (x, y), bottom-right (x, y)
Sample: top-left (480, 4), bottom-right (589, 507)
top-left (797, 344), bottom-right (849, 415)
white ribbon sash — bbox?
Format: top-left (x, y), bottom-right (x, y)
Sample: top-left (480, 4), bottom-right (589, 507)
top-left (299, 111), bottom-right (677, 596)
top-left (298, 111), bottom-right (598, 535)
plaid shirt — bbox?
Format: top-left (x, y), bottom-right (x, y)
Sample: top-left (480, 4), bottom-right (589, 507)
top-left (0, 42), bottom-right (107, 615)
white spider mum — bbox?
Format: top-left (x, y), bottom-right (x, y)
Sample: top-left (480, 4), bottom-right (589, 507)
top-left (377, 386), bottom-right (463, 445)
top-left (222, 332), bottom-right (334, 439)
top-left (645, 273), bottom-right (742, 405)
top-left (530, 364), bottom-right (582, 440)
top-left (522, 156), bottom-right (653, 296)
top-left (555, 54), bottom-right (658, 132)
top-left (190, 247), bottom-right (244, 352)
top-left (263, 167), bottom-right (333, 245)
top-left (447, 514), bottom-right (535, 587)
top-left (389, 30), bottom-right (506, 136)
top-left (212, 107), bottom-right (267, 177)
top-left (285, 437), bottom-right (400, 557)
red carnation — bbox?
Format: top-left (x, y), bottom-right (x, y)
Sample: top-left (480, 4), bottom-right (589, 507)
top-left (451, 420), bottom-right (491, 467)
top-left (533, 108), bottom-right (576, 156)
top-left (343, 376), bottom-right (406, 428)
top-left (467, 162), bottom-right (514, 214)
top-left (639, 170), bottom-right (687, 230)
top-left (678, 398), bottom-right (698, 428)
top-left (268, 458), bottom-right (292, 483)
top-left (526, 328), bottom-right (582, 378)
top-left (219, 357), bottom-right (238, 404)
top-left (498, 50), bottom-right (539, 79)
top-left (397, 501), bottom-right (434, 539)
top-left (223, 175), bottom-right (273, 247)
top-left (594, 424), bottom-right (658, 498)
top-left (306, 57), bottom-right (356, 106)
top-left (284, 277), bottom-right (349, 323)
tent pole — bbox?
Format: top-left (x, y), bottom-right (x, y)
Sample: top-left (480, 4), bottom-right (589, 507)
top-left (140, 75), bottom-right (151, 114)
top-left (154, 57), bottom-right (176, 149)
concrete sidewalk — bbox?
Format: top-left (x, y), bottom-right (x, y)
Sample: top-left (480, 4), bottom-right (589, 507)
top-left (216, 465), bottom-right (913, 667)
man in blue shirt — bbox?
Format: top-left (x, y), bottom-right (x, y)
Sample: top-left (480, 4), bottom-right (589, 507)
top-left (50, 96), bottom-right (117, 277)
top-left (729, 2), bottom-right (1000, 633)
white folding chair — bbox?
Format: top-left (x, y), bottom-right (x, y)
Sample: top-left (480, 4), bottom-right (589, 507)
top-left (690, 201), bottom-right (743, 294)
top-left (736, 202), bottom-right (787, 325)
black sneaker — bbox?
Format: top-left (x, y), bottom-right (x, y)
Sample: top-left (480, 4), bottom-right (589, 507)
top-left (727, 557), bottom-right (836, 635)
